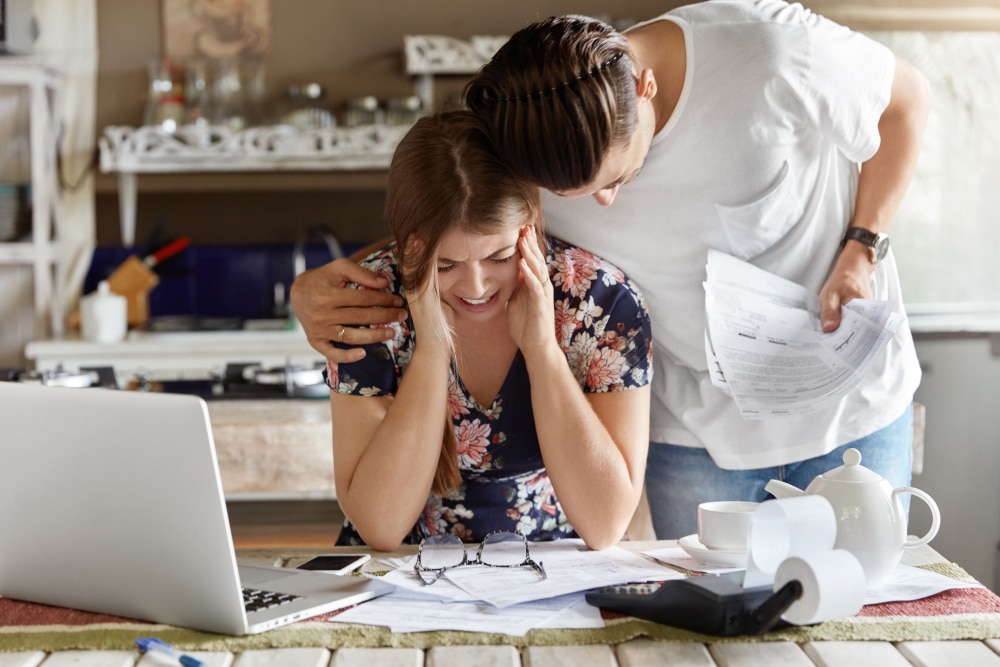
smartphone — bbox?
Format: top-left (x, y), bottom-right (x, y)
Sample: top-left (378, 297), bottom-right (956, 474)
top-left (296, 553), bottom-right (371, 575)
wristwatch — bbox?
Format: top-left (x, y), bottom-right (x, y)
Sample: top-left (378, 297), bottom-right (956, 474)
top-left (841, 227), bottom-right (890, 265)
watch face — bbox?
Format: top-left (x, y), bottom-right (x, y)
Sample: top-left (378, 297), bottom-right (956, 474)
top-left (844, 228), bottom-right (889, 264)
top-left (874, 235), bottom-right (890, 261)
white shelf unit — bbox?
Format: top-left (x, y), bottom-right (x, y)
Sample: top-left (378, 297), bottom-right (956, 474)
top-left (0, 57), bottom-right (64, 337)
top-left (98, 34), bottom-right (506, 246)
top-left (98, 122), bottom-right (412, 246)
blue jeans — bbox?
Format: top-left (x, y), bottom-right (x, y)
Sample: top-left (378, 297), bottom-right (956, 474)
top-left (644, 404), bottom-right (914, 539)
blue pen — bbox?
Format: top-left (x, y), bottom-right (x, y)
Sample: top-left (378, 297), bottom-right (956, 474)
top-left (135, 637), bottom-right (204, 667)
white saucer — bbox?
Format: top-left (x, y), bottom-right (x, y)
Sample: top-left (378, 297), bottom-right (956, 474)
top-left (678, 534), bottom-right (747, 568)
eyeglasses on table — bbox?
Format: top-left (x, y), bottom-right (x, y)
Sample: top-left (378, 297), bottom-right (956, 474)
top-left (414, 530), bottom-right (547, 585)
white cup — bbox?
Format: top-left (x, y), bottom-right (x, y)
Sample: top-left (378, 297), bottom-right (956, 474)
top-left (697, 500), bottom-right (759, 552)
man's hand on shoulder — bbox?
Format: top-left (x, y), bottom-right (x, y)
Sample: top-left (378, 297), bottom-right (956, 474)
top-left (289, 258), bottom-right (408, 363)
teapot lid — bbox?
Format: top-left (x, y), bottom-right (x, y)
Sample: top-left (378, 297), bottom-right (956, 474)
top-left (822, 448), bottom-right (882, 482)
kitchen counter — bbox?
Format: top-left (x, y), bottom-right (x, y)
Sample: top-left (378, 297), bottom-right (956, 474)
top-left (208, 399), bottom-right (335, 500)
top-left (25, 327), bottom-right (322, 381)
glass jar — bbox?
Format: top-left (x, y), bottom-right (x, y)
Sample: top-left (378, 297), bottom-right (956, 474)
top-left (385, 96), bottom-right (423, 126)
top-left (342, 96), bottom-right (384, 127)
top-left (278, 83), bottom-right (335, 130)
top-left (210, 58), bottom-right (247, 130)
top-left (184, 59), bottom-right (211, 127)
top-left (144, 58), bottom-right (185, 131)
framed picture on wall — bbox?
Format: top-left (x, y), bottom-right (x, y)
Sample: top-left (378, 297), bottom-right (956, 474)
top-left (162, 0), bottom-right (271, 60)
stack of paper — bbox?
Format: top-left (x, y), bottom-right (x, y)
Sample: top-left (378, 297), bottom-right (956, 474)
top-left (328, 539), bottom-right (681, 636)
top-left (704, 250), bottom-right (902, 419)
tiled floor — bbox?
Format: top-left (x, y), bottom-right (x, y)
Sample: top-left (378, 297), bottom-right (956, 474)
top-left (226, 499), bottom-right (344, 549)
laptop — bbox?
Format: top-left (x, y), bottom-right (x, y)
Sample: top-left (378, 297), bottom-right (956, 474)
top-left (0, 382), bottom-right (392, 635)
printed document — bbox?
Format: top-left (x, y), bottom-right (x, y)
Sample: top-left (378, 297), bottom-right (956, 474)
top-left (328, 539), bottom-right (681, 635)
top-left (704, 250), bottom-right (902, 419)
top-left (330, 589), bottom-right (602, 636)
top-left (378, 539), bottom-right (679, 608)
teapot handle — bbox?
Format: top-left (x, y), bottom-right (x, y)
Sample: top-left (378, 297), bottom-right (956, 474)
top-left (894, 486), bottom-right (941, 549)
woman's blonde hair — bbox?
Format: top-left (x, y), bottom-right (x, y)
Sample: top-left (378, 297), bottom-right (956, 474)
top-left (384, 110), bottom-right (544, 494)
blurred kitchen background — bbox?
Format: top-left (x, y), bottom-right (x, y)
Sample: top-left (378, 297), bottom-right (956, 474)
top-left (0, 0), bottom-right (997, 589)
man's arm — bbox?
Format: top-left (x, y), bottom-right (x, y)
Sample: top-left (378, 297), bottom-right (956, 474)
top-left (289, 254), bottom-right (408, 362)
top-left (819, 55), bottom-right (931, 331)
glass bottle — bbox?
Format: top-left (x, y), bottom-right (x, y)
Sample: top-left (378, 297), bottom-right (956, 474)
top-left (210, 58), bottom-right (246, 131)
top-left (184, 59), bottom-right (210, 128)
top-left (144, 58), bottom-right (185, 132)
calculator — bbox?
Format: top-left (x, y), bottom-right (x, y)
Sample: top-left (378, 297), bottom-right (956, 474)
top-left (585, 575), bottom-right (796, 636)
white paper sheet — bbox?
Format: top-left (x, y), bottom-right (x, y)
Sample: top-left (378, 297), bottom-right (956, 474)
top-left (703, 250), bottom-right (902, 419)
top-left (642, 545), bottom-right (744, 575)
top-left (864, 564), bottom-right (982, 604)
top-left (439, 540), bottom-right (682, 608)
top-left (377, 560), bottom-right (478, 601)
top-left (329, 589), bottom-right (599, 636)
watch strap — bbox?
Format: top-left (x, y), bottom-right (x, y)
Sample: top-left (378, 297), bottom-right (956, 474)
top-left (842, 227), bottom-right (879, 247)
top-left (841, 227), bottom-right (889, 264)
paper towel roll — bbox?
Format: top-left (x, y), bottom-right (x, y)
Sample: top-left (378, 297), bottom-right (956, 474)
top-left (774, 550), bottom-right (866, 625)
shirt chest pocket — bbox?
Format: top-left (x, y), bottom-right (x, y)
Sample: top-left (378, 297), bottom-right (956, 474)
top-left (713, 161), bottom-right (803, 261)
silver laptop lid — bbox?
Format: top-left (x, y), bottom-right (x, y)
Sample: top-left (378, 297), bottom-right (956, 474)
top-left (0, 383), bottom-right (249, 634)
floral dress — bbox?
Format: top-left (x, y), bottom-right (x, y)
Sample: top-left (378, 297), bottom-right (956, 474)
top-left (328, 236), bottom-right (653, 546)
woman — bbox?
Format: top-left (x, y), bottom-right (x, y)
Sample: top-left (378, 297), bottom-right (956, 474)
top-left (327, 111), bottom-right (652, 551)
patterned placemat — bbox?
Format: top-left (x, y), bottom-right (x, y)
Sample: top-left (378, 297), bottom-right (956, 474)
top-left (3, 563), bottom-right (999, 651)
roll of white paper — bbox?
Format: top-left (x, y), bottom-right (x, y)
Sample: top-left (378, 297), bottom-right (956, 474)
top-left (774, 550), bottom-right (866, 626)
top-left (743, 495), bottom-right (837, 588)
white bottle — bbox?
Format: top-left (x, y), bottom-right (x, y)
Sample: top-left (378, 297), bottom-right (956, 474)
top-left (80, 280), bottom-right (127, 343)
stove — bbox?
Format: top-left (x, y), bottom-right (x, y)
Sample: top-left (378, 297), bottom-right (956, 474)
top-left (1, 365), bottom-right (120, 389)
top-left (121, 362), bottom-right (330, 399)
top-left (17, 328), bottom-right (331, 399)
top-left (2, 361), bottom-right (330, 400)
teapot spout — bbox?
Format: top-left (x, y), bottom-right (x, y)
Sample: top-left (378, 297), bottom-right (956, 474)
top-left (765, 479), bottom-right (805, 499)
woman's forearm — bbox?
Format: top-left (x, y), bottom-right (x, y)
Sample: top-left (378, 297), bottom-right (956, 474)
top-left (337, 347), bottom-right (450, 548)
top-left (522, 343), bottom-right (650, 550)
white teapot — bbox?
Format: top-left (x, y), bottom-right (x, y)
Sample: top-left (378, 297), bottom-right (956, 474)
top-left (765, 448), bottom-right (940, 584)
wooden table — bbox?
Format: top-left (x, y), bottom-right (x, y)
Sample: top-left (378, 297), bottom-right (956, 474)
top-left (6, 542), bottom-right (1000, 667)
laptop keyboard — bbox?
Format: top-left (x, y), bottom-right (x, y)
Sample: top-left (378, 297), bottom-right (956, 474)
top-left (242, 587), bottom-right (303, 613)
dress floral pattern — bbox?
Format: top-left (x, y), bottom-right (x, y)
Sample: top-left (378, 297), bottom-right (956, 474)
top-left (328, 236), bottom-right (652, 546)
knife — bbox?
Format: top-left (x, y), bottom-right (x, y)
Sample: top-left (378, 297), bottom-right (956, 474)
top-left (142, 237), bottom-right (190, 268)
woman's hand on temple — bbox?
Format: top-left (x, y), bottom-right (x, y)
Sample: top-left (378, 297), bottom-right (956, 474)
top-left (407, 266), bottom-right (455, 362)
top-left (506, 227), bottom-right (555, 353)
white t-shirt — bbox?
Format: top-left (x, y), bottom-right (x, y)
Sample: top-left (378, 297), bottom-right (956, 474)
top-left (542, 0), bottom-right (921, 469)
